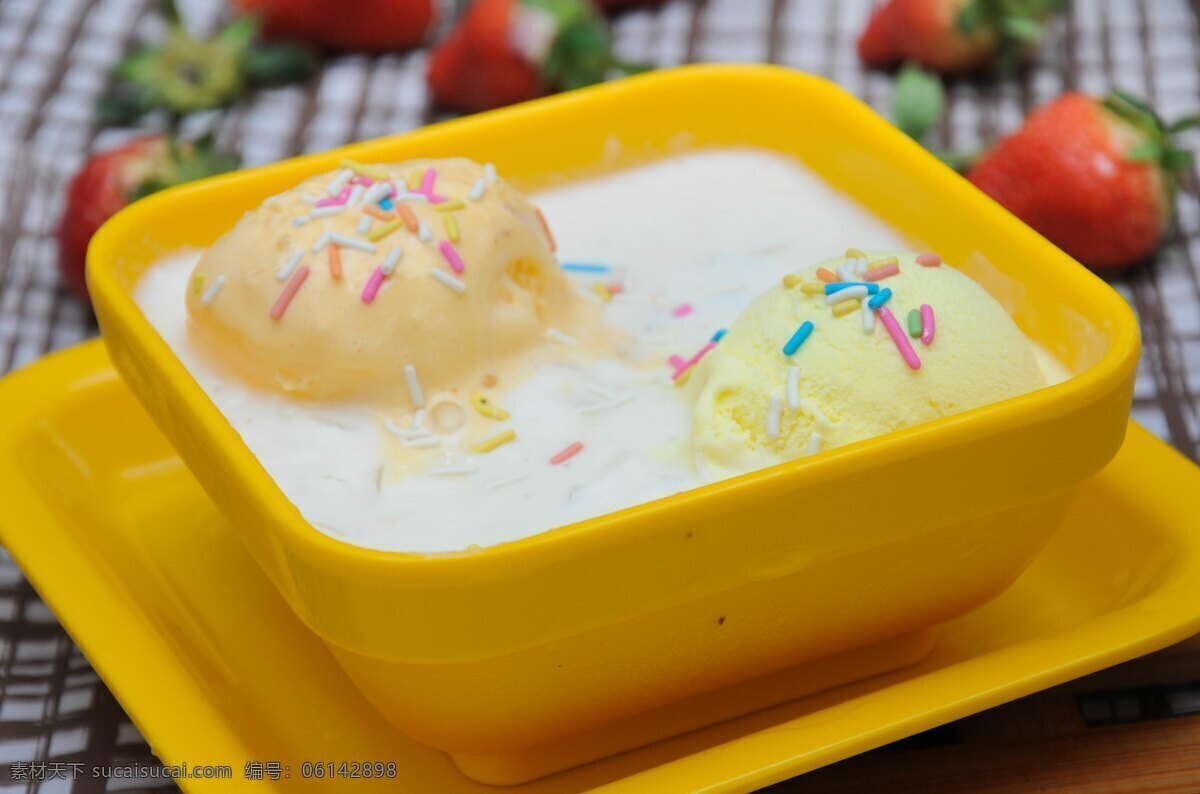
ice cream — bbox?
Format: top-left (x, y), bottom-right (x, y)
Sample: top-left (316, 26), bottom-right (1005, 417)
top-left (186, 157), bottom-right (590, 404)
top-left (689, 251), bottom-right (1047, 478)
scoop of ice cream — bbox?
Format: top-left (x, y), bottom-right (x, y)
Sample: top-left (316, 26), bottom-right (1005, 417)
top-left (690, 252), bottom-right (1046, 478)
top-left (186, 158), bottom-right (585, 405)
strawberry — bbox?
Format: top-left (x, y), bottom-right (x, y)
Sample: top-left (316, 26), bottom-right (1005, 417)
top-left (858, 0), bottom-right (1063, 74)
top-left (58, 135), bottom-right (238, 301)
top-left (99, 0), bottom-right (319, 126)
top-left (967, 92), bottom-right (1197, 270)
top-left (427, 0), bottom-right (643, 112)
top-left (231, 0), bottom-right (435, 51)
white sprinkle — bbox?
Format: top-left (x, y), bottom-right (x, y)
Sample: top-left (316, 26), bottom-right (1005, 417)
top-left (300, 194), bottom-right (322, 205)
top-left (277, 250), bottom-right (303, 281)
top-left (403, 436), bottom-right (440, 448)
top-left (395, 192), bottom-right (429, 203)
top-left (836, 264), bottom-right (853, 281)
top-left (582, 394), bottom-right (633, 414)
top-left (362, 181), bottom-right (391, 205)
top-left (200, 275), bottom-right (225, 305)
top-left (575, 287), bottom-right (604, 304)
top-left (484, 162), bottom-right (498, 183)
top-left (412, 409), bottom-right (426, 429)
top-left (347, 184), bottom-right (366, 207)
top-left (430, 269), bottom-right (466, 293)
top-left (310, 205), bottom-right (345, 219)
top-left (330, 232), bottom-right (376, 253)
top-left (487, 473), bottom-right (527, 490)
top-left (429, 465), bottom-right (478, 476)
top-left (799, 398), bottom-right (833, 430)
top-left (468, 177), bottom-right (486, 201)
top-left (786, 366), bottom-right (800, 410)
top-left (381, 246), bottom-right (403, 275)
top-left (356, 216), bottom-right (372, 235)
top-left (311, 231), bottom-right (332, 253)
top-left (826, 285), bottom-right (869, 305)
top-left (291, 215), bottom-right (311, 227)
top-left (861, 298), bottom-right (876, 333)
top-left (404, 364), bottom-right (425, 409)
top-left (766, 395), bottom-right (783, 440)
top-left (807, 433), bottom-right (823, 456)
top-left (547, 328), bottom-right (579, 346)
top-left (327, 168), bottom-right (353, 196)
top-left (418, 220), bottom-right (434, 242)
top-left (384, 418), bottom-right (432, 440)
top-left (855, 257), bottom-right (869, 276)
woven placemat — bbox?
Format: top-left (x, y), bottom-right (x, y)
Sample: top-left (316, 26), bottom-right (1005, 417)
top-left (0, 0), bottom-right (1197, 790)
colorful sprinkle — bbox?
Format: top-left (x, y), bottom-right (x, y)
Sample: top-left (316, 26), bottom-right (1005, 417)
top-left (407, 170), bottom-right (423, 192)
top-left (312, 231), bottom-right (332, 253)
top-left (864, 263), bottom-right (900, 282)
top-left (270, 265), bottom-right (309, 321)
top-left (277, 250), bottom-right (303, 281)
top-left (674, 367), bottom-right (694, 387)
top-left (380, 197), bottom-right (395, 211)
top-left (382, 246), bottom-right (403, 275)
top-left (472, 393), bottom-right (510, 420)
top-left (384, 418), bottom-right (432, 440)
top-left (807, 433), bottom-right (823, 456)
top-left (535, 207), bottom-right (556, 251)
top-left (362, 181), bottom-right (391, 206)
top-left (291, 215), bottom-right (311, 227)
top-left (592, 283), bottom-right (613, 302)
top-left (845, 247), bottom-right (867, 260)
top-left (832, 298), bottom-right (861, 317)
top-left (917, 252), bottom-right (942, 267)
top-left (315, 187), bottom-right (351, 207)
top-left (908, 308), bottom-right (922, 337)
top-left (801, 282), bottom-right (825, 295)
top-left (192, 273), bottom-right (205, 295)
top-left (468, 178), bottom-right (486, 201)
top-left (547, 327), bottom-right (578, 346)
top-left (444, 213), bottom-right (460, 243)
top-left (404, 364), bottom-right (425, 408)
top-left (430, 269), bottom-right (466, 293)
top-left (824, 282), bottom-right (880, 295)
top-left (340, 159), bottom-right (388, 180)
top-left (326, 168), bottom-right (354, 196)
top-left (786, 366), bottom-right (800, 409)
top-left (311, 205), bottom-right (346, 220)
top-left (861, 298), bottom-right (876, 333)
top-left (361, 266), bottom-right (386, 304)
top-left (561, 262), bottom-right (610, 273)
top-left (668, 354), bottom-right (687, 369)
top-left (402, 435), bottom-right (440, 449)
top-left (346, 184), bottom-right (366, 208)
top-left (397, 204), bottom-right (418, 233)
top-left (426, 193), bottom-right (449, 204)
top-left (826, 285), bottom-right (869, 304)
top-left (550, 441), bottom-right (584, 465)
top-left (200, 274), bottom-right (225, 305)
top-left (673, 303), bottom-right (694, 317)
top-left (712, 328), bottom-right (727, 342)
top-left (920, 304), bottom-right (936, 345)
top-left (766, 395), bottom-right (783, 439)
top-left (328, 245), bottom-right (342, 279)
top-left (420, 169), bottom-right (437, 194)
top-left (484, 162), bottom-right (498, 183)
top-left (434, 199), bottom-right (465, 212)
top-left (472, 428), bottom-right (517, 454)
top-left (418, 220), bottom-right (434, 242)
top-left (800, 398), bottom-right (832, 429)
top-left (356, 216), bottom-right (372, 235)
top-left (782, 321), bottom-right (815, 356)
top-left (782, 274), bottom-right (803, 288)
top-left (361, 218), bottom-right (398, 242)
top-left (439, 240), bottom-right (465, 273)
top-left (364, 205), bottom-right (396, 222)
top-left (672, 341), bottom-right (716, 379)
top-left (330, 232), bottom-right (376, 253)
top-left (877, 307), bottom-right (922, 370)
top-left (867, 288), bottom-right (893, 310)
top-left (816, 267), bottom-right (838, 283)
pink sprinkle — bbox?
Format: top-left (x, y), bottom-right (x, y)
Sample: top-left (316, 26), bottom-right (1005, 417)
top-left (550, 441), bottom-right (584, 465)
top-left (668, 355), bottom-right (687, 369)
top-left (672, 303), bottom-right (694, 317)
top-left (361, 266), bottom-right (386, 304)
top-left (270, 265), bottom-right (310, 321)
top-left (877, 307), bottom-right (922, 370)
top-left (350, 176), bottom-right (374, 186)
top-left (439, 241), bottom-right (465, 273)
top-left (421, 169), bottom-right (436, 194)
top-left (315, 186), bottom-right (351, 207)
top-left (920, 304), bottom-right (936, 345)
top-left (607, 282), bottom-right (624, 295)
top-left (863, 263), bottom-right (900, 282)
top-left (426, 193), bottom-right (448, 204)
top-left (672, 341), bottom-right (717, 379)
top-left (917, 252), bottom-right (942, 267)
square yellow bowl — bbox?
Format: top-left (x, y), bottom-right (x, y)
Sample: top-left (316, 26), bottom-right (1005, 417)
top-left (87, 65), bottom-right (1139, 783)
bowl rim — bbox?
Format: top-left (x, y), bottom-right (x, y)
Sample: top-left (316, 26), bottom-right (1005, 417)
top-left (87, 64), bottom-right (1141, 572)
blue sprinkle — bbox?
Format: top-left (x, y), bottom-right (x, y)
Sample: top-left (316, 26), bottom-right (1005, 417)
top-left (711, 328), bottom-right (727, 342)
top-left (380, 197), bottom-right (395, 210)
top-left (824, 282), bottom-right (880, 295)
top-left (782, 321), bottom-right (814, 356)
top-left (867, 288), bottom-right (893, 310)
top-left (561, 262), bottom-right (611, 274)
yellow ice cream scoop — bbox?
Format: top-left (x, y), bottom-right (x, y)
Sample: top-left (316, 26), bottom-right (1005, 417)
top-left (690, 252), bottom-right (1046, 479)
top-left (186, 158), bottom-right (585, 406)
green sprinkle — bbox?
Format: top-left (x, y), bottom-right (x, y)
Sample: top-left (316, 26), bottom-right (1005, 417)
top-left (907, 308), bottom-right (923, 338)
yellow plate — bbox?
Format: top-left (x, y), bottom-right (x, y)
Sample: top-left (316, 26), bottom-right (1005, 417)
top-left (1, 340), bottom-right (1198, 792)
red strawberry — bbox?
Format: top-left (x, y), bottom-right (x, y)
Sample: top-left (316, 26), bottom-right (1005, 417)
top-left (58, 135), bottom-right (238, 302)
top-left (232, 0), bottom-right (434, 51)
top-left (427, 0), bottom-right (643, 112)
top-left (967, 92), bottom-right (1197, 270)
top-left (858, 0), bottom-right (1062, 74)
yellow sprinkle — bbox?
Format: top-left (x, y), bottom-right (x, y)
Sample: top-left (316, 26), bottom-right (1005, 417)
top-left (675, 367), bottom-right (694, 387)
top-left (339, 158), bottom-right (388, 180)
top-left (192, 273), bottom-right (205, 295)
top-left (471, 393), bottom-right (510, 420)
top-left (367, 218), bottom-right (403, 242)
top-left (591, 282), bottom-right (613, 302)
top-left (832, 298), bottom-right (861, 317)
top-left (407, 169), bottom-right (424, 191)
top-left (471, 428), bottom-right (516, 454)
top-left (801, 282), bottom-right (825, 295)
top-left (868, 256), bottom-right (899, 270)
top-left (444, 213), bottom-right (460, 243)
top-left (434, 200), bottom-right (465, 212)
top-left (782, 274), bottom-right (803, 288)
top-left (845, 247), bottom-right (867, 260)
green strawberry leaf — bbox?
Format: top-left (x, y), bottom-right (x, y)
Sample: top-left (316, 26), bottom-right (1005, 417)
top-left (131, 133), bottom-right (240, 201)
top-left (1167, 116), bottom-right (1200, 134)
top-left (242, 42), bottom-right (321, 86)
top-left (955, 0), bottom-right (1066, 73)
top-left (1127, 139), bottom-right (1164, 162)
top-left (893, 63), bottom-right (945, 143)
top-left (523, 0), bottom-right (639, 92)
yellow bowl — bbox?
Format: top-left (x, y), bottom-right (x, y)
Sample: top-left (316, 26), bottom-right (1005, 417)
top-left (88, 65), bottom-right (1139, 783)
